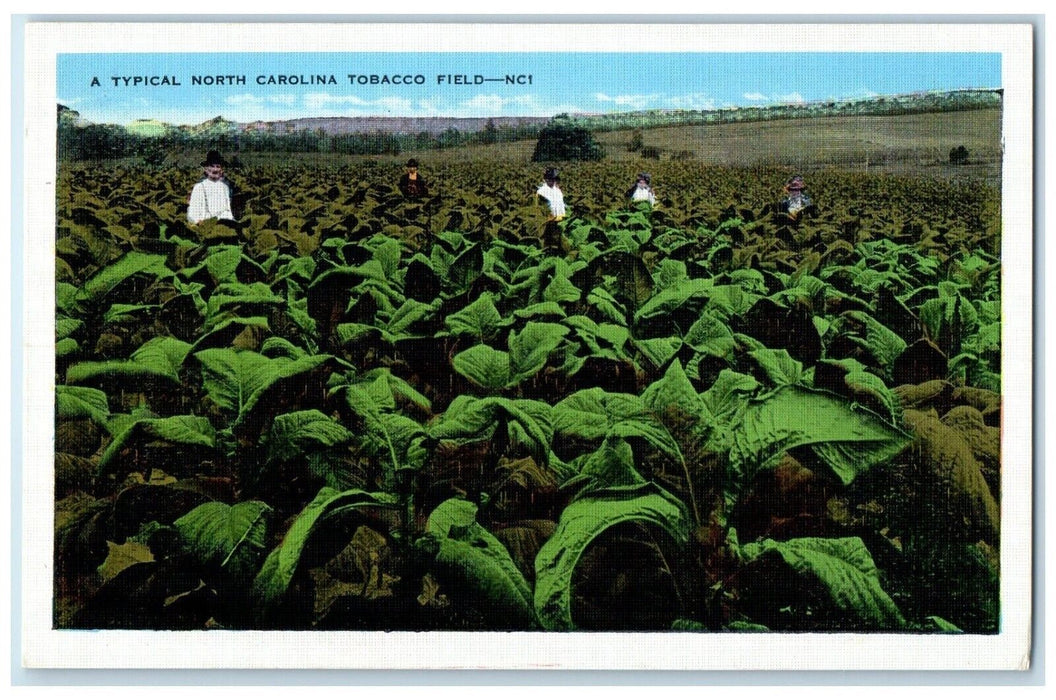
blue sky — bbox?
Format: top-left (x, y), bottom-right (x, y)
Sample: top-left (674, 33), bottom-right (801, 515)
top-left (57, 52), bottom-right (1001, 125)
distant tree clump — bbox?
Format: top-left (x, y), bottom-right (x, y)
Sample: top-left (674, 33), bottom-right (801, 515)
top-left (950, 145), bottom-right (970, 165)
top-left (531, 120), bottom-right (604, 162)
top-left (627, 129), bottom-right (644, 152)
top-left (640, 146), bottom-right (661, 160)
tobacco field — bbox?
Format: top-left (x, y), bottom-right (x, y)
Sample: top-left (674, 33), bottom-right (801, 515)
top-left (53, 159), bottom-right (1002, 633)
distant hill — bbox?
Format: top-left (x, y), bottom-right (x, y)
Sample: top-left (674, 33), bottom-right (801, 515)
top-left (126, 119), bottom-right (169, 137)
top-left (58, 88), bottom-right (1002, 139)
top-left (244, 116), bottom-right (551, 136)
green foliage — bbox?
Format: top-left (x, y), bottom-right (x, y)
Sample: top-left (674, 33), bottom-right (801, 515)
top-left (174, 500), bottom-right (272, 582)
top-left (98, 414), bottom-right (216, 474)
top-left (55, 385), bottom-right (110, 425)
top-left (423, 498), bottom-right (536, 628)
top-left (534, 483), bottom-right (689, 630)
top-left (53, 155), bottom-right (1002, 633)
top-left (67, 337), bottom-right (192, 385)
top-left (531, 121), bottom-right (604, 162)
top-left (193, 348), bottom-right (332, 425)
top-left (737, 536), bottom-right (907, 630)
top-left (252, 487), bottom-right (400, 621)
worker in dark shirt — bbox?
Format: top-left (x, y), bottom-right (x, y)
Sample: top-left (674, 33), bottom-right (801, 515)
top-left (398, 158), bottom-right (430, 199)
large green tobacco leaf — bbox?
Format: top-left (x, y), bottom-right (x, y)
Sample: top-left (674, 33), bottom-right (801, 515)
top-left (542, 272), bottom-right (582, 305)
top-left (512, 301), bottom-right (567, 321)
top-left (553, 388), bottom-right (682, 462)
top-left (56, 317), bottom-right (83, 342)
top-left (56, 282), bottom-right (81, 316)
top-left (738, 536), bottom-right (907, 630)
top-left (205, 282), bottom-right (284, 319)
top-left (193, 348), bottom-right (332, 424)
top-left (586, 287), bottom-right (628, 324)
top-left (705, 284), bottom-right (761, 323)
top-left (344, 384), bottom-right (426, 476)
top-left (443, 293), bottom-right (504, 339)
top-left (55, 385), bottom-right (110, 425)
top-left (563, 435), bottom-right (647, 496)
top-left (726, 385), bottom-right (910, 510)
top-left (508, 322), bottom-right (569, 379)
top-left (452, 344), bottom-right (511, 390)
top-left (682, 312), bottom-right (736, 360)
top-left (816, 358), bottom-right (903, 424)
top-left (174, 500), bottom-right (272, 582)
top-left (424, 498), bottom-right (536, 628)
top-left (587, 251), bottom-right (654, 313)
top-left (746, 348), bottom-right (806, 388)
top-left (103, 303), bottom-right (159, 325)
top-left (180, 244), bottom-right (262, 285)
top-left (442, 241), bottom-right (484, 295)
top-left (66, 336), bottom-right (193, 385)
top-left (56, 338), bottom-right (79, 357)
top-left (97, 414), bottom-right (216, 474)
top-left (633, 278), bottom-right (712, 326)
top-left (252, 487), bottom-right (399, 621)
top-left (384, 298), bottom-right (441, 337)
top-left (191, 316), bottom-right (270, 352)
top-left (534, 483), bottom-right (689, 630)
top-left (453, 323), bottom-right (569, 390)
top-left (77, 251), bottom-right (172, 302)
top-left (372, 237), bottom-right (403, 279)
top-left (430, 395), bottom-right (553, 466)
top-left (347, 369), bottom-right (432, 415)
top-left (264, 410), bottom-right (355, 464)
top-left (641, 360), bottom-right (705, 419)
top-left (633, 336), bottom-right (683, 370)
top-left (835, 310), bottom-right (909, 371)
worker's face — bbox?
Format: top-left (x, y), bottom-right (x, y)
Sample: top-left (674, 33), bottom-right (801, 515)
top-left (204, 164), bottom-right (224, 181)
top-left (545, 178), bottom-right (557, 187)
top-left (637, 179), bottom-right (648, 188)
top-left (407, 166), bottom-right (417, 175)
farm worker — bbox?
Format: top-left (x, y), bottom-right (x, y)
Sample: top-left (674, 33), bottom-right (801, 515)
top-left (399, 158), bottom-right (430, 199)
top-left (187, 150), bottom-right (236, 224)
top-left (779, 175), bottom-right (814, 219)
top-left (536, 167), bottom-right (566, 221)
top-left (625, 172), bottom-right (656, 206)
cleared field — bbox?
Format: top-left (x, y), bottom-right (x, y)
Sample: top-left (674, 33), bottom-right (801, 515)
top-left (168, 109), bottom-right (1001, 188)
top-left (592, 109), bottom-right (1002, 185)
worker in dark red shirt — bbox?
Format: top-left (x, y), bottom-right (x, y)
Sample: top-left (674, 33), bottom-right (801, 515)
top-left (399, 158), bottom-right (430, 199)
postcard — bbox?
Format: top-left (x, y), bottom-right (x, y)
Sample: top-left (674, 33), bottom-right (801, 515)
top-left (18, 20), bottom-right (1033, 671)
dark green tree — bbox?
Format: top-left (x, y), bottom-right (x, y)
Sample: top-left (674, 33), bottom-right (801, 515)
top-left (627, 129), bottom-right (644, 152)
top-left (531, 121), bottom-right (604, 162)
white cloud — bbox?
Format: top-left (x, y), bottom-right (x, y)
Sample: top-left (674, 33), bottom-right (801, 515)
top-left (664, 93), bottom-right (717, 110)
top-left (302, 93), bottom-right (371, 111)
top-left (593, 92), bottom-right (660, 110)
top-left (743, 92), bottom-right (769, 102)
top-left (225, 93), bottom-right (264, 106)
top-left (462, 94), bottom-right (506, 113)
top-left (374, 96), bottom-right (415, 113)
top-left (775, 91), bottom-right (806, 104)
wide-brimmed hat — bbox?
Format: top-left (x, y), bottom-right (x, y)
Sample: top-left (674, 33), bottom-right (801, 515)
top-left (544, 167), bottom-right (559, 181)
top-left (201, 150), bottom-right (227, 167)
top-left (406, 158), bottom-right (419, 168)
top-left (786, 175), bottom-right (805, 191)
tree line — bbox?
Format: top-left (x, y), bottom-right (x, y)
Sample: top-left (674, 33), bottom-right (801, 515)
top-left (57, 109), bottom-right (546, 164)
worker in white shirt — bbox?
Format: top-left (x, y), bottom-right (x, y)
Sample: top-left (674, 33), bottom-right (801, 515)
top-left (625, 172), bottom-right (656, 206)
top-left (536, 167), bottom-right (566, 221)
top-left (187, 150), bottom-right (236, 225)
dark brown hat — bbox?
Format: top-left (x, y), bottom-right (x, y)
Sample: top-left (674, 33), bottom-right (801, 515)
top-left (201, 150), bottom-right (227, 167)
